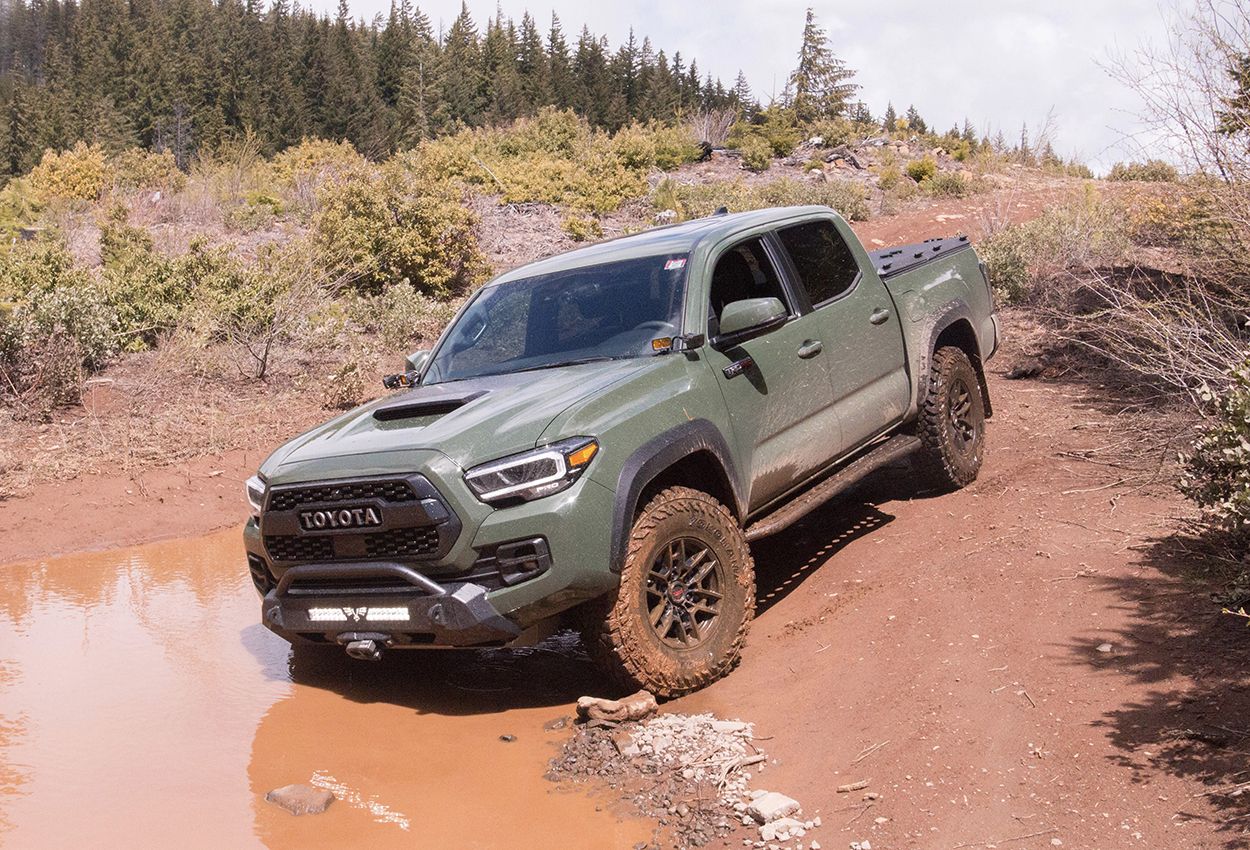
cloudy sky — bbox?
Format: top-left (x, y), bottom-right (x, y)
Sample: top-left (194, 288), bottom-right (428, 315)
top-left (310, 0), bottom-right (1177, 174)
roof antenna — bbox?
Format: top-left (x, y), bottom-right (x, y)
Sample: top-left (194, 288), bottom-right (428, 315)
top-left (713, 206), bottom-right (728, 216)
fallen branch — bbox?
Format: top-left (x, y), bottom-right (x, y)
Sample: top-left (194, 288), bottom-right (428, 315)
top-left (852, 741), bottom-right (890, 765)
top-left (950, 827), bottom-right (1059, 849)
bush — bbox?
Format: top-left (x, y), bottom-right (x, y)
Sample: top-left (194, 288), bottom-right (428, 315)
top-left (905, 156), bottom-right (938, 183)
top-left (0, 238), bottom-right (90, 300)
top-left (1107, 159), bottom-right (1179, 182)
top-left (877, 165), bottom-right (902, 191)
top-left (562, 214), bottom-right (603, 242)
top-left (29, 142), bottom-right (112, 200)
top-left (1181, 358), bottom-right (1250, 542)
top-left (348, 281), bottom-right (461, 349)
top-left (922, 172), bottom-right (978, 198)
top-left (740, 136), bottom-right (773, 173)
top-left (976, 228), bottom-right (1030, 303)
top-left (112, 149), bottom-right (186, 192)
top-left (314, 159), bottom-right (490, 295)
top-left (675, 179), bottom-right (869, 223)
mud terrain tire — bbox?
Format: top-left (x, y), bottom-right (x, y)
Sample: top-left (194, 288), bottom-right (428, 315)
top-left (917, 346), bottom-right (986, 489)
top-left (583, 487), bottom-right (754, 698)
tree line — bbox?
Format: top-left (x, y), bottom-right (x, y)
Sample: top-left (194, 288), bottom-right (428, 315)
top-left (0, 0), bottom-right (769, 176)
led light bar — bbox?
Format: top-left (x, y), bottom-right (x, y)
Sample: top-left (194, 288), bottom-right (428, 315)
top-left (307, 607), bottom-right (411, 623)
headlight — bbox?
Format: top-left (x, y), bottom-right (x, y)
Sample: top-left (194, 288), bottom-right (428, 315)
top-left (246, 475), bottom-right (268, 517)
top-left (465, 438), bottom-right (599, 504)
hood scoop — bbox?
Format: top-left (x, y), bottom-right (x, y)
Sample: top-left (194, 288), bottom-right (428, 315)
top-left (373, 389), bottom-right (487, 422)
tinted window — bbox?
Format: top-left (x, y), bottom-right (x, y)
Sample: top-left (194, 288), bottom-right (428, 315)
top-left (777, 220), bottom-right (860, 306)
top-left (424, 254), bottom-right (688, 383)
top-left (707, 238), bottom-right (788, 336)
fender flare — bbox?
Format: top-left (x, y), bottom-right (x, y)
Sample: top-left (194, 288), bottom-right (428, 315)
top-left (609, 418), bottom-right (744, 574)
top-left (914, 300), bottom-right (993, 419)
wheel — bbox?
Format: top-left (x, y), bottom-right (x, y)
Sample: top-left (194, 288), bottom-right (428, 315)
top-left (582, 487), bottom-right (755, 698)
top-left (916, 346), bottom-right (986, 489)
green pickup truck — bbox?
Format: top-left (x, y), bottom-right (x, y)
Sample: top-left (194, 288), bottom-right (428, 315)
top-left (244, 205), bottom-right (999, 696)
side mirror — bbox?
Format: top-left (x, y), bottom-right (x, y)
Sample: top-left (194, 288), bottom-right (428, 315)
top-left (405, 349), bottom-right (431, 374)
top-left (713, 297), bottom-right (788, 349)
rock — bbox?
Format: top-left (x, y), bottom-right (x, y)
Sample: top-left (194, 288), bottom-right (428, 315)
top-left (499, 734), bottom-right (517, 742)
top-left (612, 731), bottom-right (641, 757)
top-left (813, 817), bottom-right (821, 827)
top-left (810, 843), bottom-right (820, 850)
top-left (1097, 643), bottom-right (1113, 653)
top-left (654, 209), bottom-right (678, 224)
top-left (747, 791), bottom-right (800, 823)
top-left (576, 690), bottom-right (658, 722)
top-left (1006, 359), bottom-right (1044, 380)
top-left (711, 720), bottom-right (750, 734)
top-left (898, 144), bottom-right (910, 156)
top-left (808, 136), bottom-right (824, 146)
top-left (750, 789), bottom-right (769, 800)
top-left (264, 784), bottom-right (334, 816)
top-left (543, 716), bottom-right (570, 731)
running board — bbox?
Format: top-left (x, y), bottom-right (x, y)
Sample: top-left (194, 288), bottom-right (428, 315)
top-left (744, 435), bottom-right (921, 542)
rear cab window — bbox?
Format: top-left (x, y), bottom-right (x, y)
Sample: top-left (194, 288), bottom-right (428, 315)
top-left (776, 219), bottom-right (861, 308)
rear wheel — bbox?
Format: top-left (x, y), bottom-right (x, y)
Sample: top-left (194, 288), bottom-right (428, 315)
top-left (583, 487), bottom-right (754, 698)
top-left (916, 346), bottom-right (986, 489)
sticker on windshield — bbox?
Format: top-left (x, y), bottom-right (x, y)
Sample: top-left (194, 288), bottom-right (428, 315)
top-left (665, 259), bottom-right (687, 270)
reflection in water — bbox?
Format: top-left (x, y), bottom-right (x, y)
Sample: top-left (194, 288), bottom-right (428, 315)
top-left (0, 530), bottom-right (650, 849)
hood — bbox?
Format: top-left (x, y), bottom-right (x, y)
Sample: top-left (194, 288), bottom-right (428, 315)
top-left (261, 358), bottom-right (659, 475)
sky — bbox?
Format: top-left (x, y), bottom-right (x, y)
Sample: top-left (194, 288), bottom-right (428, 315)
top-left (308, 0), bottom-right (1178, 174)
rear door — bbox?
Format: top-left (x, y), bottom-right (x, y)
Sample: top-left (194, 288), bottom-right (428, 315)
top-left (774, 217), bottom-right (910, 450)
top-left (704, 236), bottom-right (842, 511)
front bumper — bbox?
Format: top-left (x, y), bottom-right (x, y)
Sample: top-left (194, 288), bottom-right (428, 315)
top-left (261, 562), bottom-right (523, 647)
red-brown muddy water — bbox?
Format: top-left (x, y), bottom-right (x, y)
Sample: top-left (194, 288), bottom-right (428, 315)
top-left (0, 529), bottom-right (651, 848)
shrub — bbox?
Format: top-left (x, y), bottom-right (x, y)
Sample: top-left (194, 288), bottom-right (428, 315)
top-left (975, 228), bottom-right (1030, 303)
top-left (905, 156), bottom-right (938, 183)
top-left (877, 165), bottom-right (902, 191)
top-left (651, 178), bottom-right (684, 219)
top-left (923, 172), bottom-right (978, 198)
top-left (21, 280), bottom-right (116, 369)
top-left (112, 149), bottom-right (186, 192)
top-left (29, 142), bottom-right (112, 200)
top-left (562, 214), bottom-right (603, 242)
top-left (611, 123), bottom-right (658, 171)
top-left (0, 238), bottom-right (90, 300)
top-left (322, 352), bottom-right (374, 410)
top-left (1181, 358), bottom-right (1250, 542)
top-left (348, 281), bottom-right (461, 349)
top-left (313, 159), bottom-right (490, 295)
top-left (740, 136), bottom-right (773, 173)
top-left (271, 139), bottom-right (362, 184)
top-left (675, 179), bottom-right (869, 223)
top-left (1107, 159), bottom-right (1179, 182)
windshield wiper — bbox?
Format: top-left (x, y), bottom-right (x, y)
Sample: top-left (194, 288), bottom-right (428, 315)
top-left (511, 355), bottom-right (623, 374)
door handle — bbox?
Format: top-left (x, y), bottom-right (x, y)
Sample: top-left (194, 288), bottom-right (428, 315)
top-left (797, 340), bottom-right (823, 359)
top-left (869, 308), bottom-right (891, 325)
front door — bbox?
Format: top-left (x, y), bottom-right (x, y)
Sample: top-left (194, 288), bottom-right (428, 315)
top-left (704, 237), bottom-right (842, 511)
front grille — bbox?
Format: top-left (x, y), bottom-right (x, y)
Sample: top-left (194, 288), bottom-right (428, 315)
top-left (286, 575), bottom-right (419, 594)
top-left (248, 554), bottom-right (275, 593)
top-left (364, 527), bottom-right (440, 558)
top-left (265, 534), bottom-right (335, 562)
top-left (269, 480), bottom-right (417, 512)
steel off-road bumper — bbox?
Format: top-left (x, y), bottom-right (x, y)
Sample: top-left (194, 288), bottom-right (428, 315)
top-left (261, 562), bottom-right (523, 648)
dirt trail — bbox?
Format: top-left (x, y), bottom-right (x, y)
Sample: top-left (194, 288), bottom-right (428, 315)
top-left (3, 190), bottom-right (1248, 849)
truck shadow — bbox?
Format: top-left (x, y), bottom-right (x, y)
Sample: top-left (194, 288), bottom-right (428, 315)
top-left (281, 460), bottom-right (933, 714)
top-left (1049, 530), bottom-right (1250, 845)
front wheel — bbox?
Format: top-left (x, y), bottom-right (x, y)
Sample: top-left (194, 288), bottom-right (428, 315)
top-left (916, 346), bottom-right (986, 489)
top-left (582, 487), bottom-right (755, 698)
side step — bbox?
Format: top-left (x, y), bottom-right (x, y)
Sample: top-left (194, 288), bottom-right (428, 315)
top-left (744, 434), bottom-right (921, 542)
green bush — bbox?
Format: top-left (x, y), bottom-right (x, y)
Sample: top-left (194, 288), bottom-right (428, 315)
top-left (562, 214), bottom-right (603, 242)
top-left (29, 142), bottom-right (112, 200)
top-left (21, 280), bottom-right (116, 369)
top-left (922, 172), bottom-right (977, 198)
top-left (975, 228), bottom-right (1030, 303)
top-left (313, 159), bottom-right (490, 295)
top-left (112, 149), bottom-right (187, 192)
top-left (905, 156), bottom-right (938, 183)
top-left (675, 179), bottom-right (869, 223)
top-left (1181, 358), bottom-right (1250, 543)
top-left (740, 136), bottom-right (773, 173)
top-left (347, 280), bottom-right (460, 349)
top-left (1107, 159), bottom-right (1179, 182)
top-left (877, 165), bottom-right (902, 191)
top-left (0, 238), bottom-right (89, 300)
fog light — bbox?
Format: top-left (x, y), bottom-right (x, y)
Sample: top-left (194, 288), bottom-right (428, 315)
top-left (309, 608), bottom-right (348, 622)
top-left (366, 608), bottom-right (410, 622)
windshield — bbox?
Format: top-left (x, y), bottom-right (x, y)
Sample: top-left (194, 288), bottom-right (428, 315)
top-left (424, 254), bottom-right (689, 384)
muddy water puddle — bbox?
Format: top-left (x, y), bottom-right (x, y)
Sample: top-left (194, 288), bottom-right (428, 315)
top-left (0, 529), bottom-right (651, 848)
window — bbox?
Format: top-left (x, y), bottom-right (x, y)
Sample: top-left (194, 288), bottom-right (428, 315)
top-left (776, 220), bottom-right (860, 306)
top-left (707, 238), bottom-right (788, 336)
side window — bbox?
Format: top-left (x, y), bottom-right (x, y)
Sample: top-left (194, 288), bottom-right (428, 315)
top-left (707, 238), bottom-right (789, 336)
top-left (777, 220), bottom-right (861, 306)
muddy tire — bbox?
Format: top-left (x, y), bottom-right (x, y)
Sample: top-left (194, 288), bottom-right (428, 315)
top-left (916, 346), bottom-right (986, 489)
top-left (582, 487), bottom-right (755, 698)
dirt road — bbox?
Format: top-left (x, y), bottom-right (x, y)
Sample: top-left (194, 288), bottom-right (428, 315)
top-left (3, 195), bottom-right (1248, 849)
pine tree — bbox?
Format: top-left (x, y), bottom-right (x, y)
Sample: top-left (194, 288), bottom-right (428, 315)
top-left (786, 8), bottom-right (857, 122)
top-left (882, 102), bottom-right (897, 132)
top-left (517, 11), bottom-right (549, 113)
top-left (546, 13), bottom-right (573, 110)
top-left (850, 101), bottom-right (872, 125)
top-left (904, 104), bottom-right (926, 135)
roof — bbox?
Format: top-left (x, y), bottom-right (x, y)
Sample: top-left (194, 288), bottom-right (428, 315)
top-left (488, 205), bottom-right (839, 285)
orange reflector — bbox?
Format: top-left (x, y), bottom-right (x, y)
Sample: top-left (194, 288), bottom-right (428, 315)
top-left (652, 337), bottom-right (672, 351)
top-left (568, 443), bottom-right (598, 467)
